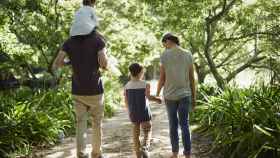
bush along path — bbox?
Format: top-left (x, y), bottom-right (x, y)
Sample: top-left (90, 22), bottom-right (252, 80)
top-left (35, 103), bottom-right (217, 158)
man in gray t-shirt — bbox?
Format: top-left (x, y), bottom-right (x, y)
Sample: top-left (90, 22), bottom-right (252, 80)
top-left (160, 46), bottom-right (193, 100)
top-left (156, 33), bottom-right (196, 158)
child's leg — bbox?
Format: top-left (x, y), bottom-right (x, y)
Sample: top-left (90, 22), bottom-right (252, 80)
top-left (133, 123), bottom-right (141, 157)
top-left (141, 121), bottom-right (152, 148)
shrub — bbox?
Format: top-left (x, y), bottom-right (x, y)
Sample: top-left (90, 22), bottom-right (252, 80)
top-left (0, 88), bottom-right (75, 157)
top-left (0, 73), bottom-right (122, 157)
top-left (103, 75), bottom-right (122, 118)
top-left (193, 86), bottom-right (280, 158)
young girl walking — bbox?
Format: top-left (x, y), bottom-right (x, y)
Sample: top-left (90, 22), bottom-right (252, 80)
top-left (124, 63), bottom-right (161, 158)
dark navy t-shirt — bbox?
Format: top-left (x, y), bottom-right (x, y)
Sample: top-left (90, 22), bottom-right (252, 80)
top-left (125, 80), bottom-right (152, 123)
top-left (62, 32), bottom-right (105, 95)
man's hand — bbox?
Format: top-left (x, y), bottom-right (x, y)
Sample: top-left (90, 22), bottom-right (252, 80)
top-left (98, 48), bottom-right (108, 70)
top-left (156, 65), bottom-right (166, 96)
top-left (189, 64), bottom-right (196, 112)
top-left (52, 50), bottom-right (67, 72)
top-left (192, 98), bottom-right (196, 111)
top-left (155, 97), bottom-right (162, 104)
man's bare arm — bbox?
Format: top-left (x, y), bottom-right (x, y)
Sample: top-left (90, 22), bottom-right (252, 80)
top-left (52, 50), bottom-right (67, 72)
top-left (98, 48), bottom-right (108, 70)
top-left (189, 64), bottom-right (196, 110)
top-left (146, 83), bottom-right (161, 104)
top-left (156, 65), bottom-right (166, 96)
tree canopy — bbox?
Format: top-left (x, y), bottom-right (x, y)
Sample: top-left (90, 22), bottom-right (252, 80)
top-left (141, 0), bottom-right (280, 88)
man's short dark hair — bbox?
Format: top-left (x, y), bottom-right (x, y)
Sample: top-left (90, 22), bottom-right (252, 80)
top-left (83, 0), bottom-right (95, 6)
top-left (162, 33), bottom-right (180, 45)
top-left (129, 63), bottom-right (143, 77)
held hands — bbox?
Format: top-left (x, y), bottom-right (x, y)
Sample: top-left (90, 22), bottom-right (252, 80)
top-left (155, 97), bottom-right (162, 104)
top-left (149, 95), bottom-right (163, 104)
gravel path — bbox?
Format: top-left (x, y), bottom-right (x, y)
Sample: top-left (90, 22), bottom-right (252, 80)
top-left (35, 103), bottom-right (214, 158)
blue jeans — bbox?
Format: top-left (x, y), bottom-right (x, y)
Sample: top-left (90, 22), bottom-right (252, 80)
top-left (165, 96), bottom-right (191, 155)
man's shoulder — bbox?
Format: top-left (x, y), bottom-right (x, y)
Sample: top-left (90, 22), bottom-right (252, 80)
top-left (176, 46), bottom-right (188, 53)
top-left (65, 37), bottom-right (74, 43)
top-left (161, 49), bottom-right (171, 58)
top-left (94, 33), bottom-right (106, 49)
top-left (62, 38), bottom-right (74, 50)
top-left (63, 37), bottom-right (81, 46)
top-left (163, 48), bottom-right (172, 54)
top-left (177, 47), bottom-right (192, 57)
top-left (97, 34), bottom-right (106, 44)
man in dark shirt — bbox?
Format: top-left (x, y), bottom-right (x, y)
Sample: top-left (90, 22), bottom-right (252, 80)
top-left (52, 30), bottom-right (108, 158)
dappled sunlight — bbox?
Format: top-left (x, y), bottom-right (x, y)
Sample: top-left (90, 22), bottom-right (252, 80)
top-left (1, 0), bottom-right (279, 157)
top-left (243, 0), bottom-right (257, 5)
top-left (39, 103), bottom-right (212, 158)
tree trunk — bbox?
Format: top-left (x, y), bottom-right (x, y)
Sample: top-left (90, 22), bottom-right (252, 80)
top-left (194, 63), bottom-right (207, 84)
top-left (197, 72), bottom-right (207, 84)
top-left (204, 19), bottom-right (226, 89)
top-left (202, 0), bottom-right (237, 89)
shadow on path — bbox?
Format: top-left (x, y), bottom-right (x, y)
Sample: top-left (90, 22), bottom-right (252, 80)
top-left (35, 103), bottom-right (215, 158)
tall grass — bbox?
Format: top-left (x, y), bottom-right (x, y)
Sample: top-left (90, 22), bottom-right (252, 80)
top-left (0, 82), bottom-right (121, 157)
top-left (193, 85), bottom-right (280, 158)
top-left (0, 88), bottom-right (75, 157)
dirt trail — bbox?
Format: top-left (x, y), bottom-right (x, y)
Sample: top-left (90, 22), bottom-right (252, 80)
top-left (36, 103), bottom-right (213, 158)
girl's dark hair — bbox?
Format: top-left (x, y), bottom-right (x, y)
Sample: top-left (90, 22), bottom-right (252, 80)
top-left (129, 63), bottom-right (143, 77)
top-left (83, 0), bottom-right (95, 6)
top-left (162, 33), bottom-right (180, 45)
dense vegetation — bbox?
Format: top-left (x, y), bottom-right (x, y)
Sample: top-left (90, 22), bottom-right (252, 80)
top-left (0, 0), bottom-right (158, 156)
top-left (0, 84), bottom-right (119, 157)
top-left (0, 0), bottom-right (279, 157)
top-left (0, 88), bottom-right (73, 156)
top-left (142, 0), bottom-right (280, 88)
top-left (193, 85), bottom-right (280, 158)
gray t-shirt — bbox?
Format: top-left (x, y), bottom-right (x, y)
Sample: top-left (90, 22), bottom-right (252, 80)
top-left (160, 46), bottom-right (193, 100)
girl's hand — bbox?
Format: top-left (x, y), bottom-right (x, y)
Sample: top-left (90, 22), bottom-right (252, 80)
top-left (155, 97), bottom-right (162, 104)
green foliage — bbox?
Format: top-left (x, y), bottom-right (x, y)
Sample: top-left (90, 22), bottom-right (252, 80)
top-left (103, 75), bottom-right (122, 118)
top-left (98, 0), bottom-right (161, 78)
top-left (1, 1), bottom-right (145, 156)
top-left (0, 0), bottom-right (74, 68)
top-left (1, 0), bottom-right (161, 83)
top-left (196, 84), bottom-right (221, 102)
top-left (141, 0), bottom-right (280, 87)
top-left (0, 84), bottom-right (120, 157)
top-left (0, 88), bottom-right (75, 157)
top-left (0, 75), bottom-right (122, 157)
top-left (193, 86), bottom-right (280, 158)
top-left (1, 0), bottom-right (278, 157)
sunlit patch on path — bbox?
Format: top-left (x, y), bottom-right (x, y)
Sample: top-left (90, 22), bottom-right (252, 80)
top-left (36, 102), bottom-right (216, 158)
